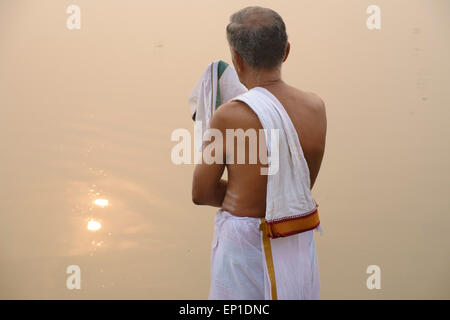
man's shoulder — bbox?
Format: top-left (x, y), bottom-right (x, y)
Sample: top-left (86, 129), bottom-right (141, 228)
top-left (216, 100), bottom-right (249, 114)
top-left (290, 86), bottom-right (325, 109)
top-left (306, 91), bottom-right (325, 111)
top-left (210, 100), bottom-right (258, 129)
top-left (287, 86), bottom-right (326, 118)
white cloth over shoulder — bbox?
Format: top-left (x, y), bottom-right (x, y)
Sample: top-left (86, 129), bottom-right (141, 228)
top-left (232, 87), bottom-right (318, 223)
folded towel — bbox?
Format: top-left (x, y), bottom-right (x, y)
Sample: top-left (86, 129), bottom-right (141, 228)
top-left (188, 60), bottom-right (247, 138)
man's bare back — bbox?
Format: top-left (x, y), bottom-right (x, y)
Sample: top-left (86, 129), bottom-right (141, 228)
top-left (208, 82), bottom-right (327, 218)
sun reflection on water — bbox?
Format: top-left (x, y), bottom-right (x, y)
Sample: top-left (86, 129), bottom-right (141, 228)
top-left (87, 219), bottom-right (102, 231)
top-left (93, 198), bottom-right (109, 207)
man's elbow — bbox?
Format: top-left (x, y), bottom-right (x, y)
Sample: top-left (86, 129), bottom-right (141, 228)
top-left (192, 192), bottom-right (203, 205)
top-left (192, 187), bottom-right (208, 205)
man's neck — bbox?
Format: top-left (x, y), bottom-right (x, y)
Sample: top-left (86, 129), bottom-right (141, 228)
top-left (243, 67), bottom-right (284, 89)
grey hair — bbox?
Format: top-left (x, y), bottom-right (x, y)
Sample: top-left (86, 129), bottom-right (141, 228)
top-left (226, 6), bottom-right (288, 70)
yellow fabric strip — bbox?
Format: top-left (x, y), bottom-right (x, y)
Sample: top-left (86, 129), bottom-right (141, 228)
top-left (260, 218), bottom-right (278, 300)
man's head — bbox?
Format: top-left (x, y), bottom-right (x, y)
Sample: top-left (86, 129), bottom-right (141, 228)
top-left (226, 6), bottom-right (289, 77)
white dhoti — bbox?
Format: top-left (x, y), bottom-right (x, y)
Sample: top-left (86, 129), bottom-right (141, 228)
top-left (209, 209), bottom-right (320, 300)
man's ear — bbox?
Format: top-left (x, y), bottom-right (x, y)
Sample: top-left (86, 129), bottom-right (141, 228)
top-left (282, 42), bottom-right (290, 62)
top-left (232, 50), bottom-right (244, 73)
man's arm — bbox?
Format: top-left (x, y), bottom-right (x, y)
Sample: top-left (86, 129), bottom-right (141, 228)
top-left (309, 96), bottom-right (327, 189)
top-left (191, 106), bottom-right (228, 207)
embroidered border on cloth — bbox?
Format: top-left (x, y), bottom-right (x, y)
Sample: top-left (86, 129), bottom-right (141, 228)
top-left (263, 206), bottom-right (320, 239)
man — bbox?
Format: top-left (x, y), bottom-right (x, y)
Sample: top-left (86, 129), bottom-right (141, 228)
top-left (192, 6), bottom-right (327, 299)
